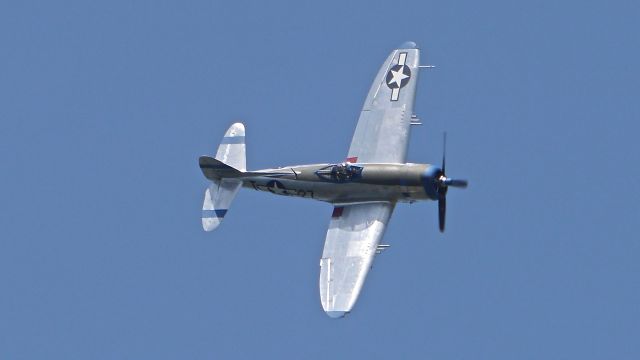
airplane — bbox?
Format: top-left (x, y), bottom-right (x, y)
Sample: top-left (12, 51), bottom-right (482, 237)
top-left (198, 41), bottom-right (468, 318)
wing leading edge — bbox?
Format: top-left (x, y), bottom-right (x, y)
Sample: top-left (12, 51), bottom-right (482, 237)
top-left (319, 202), bottom-right (395, 318)
top-left (347, 42), bottom-right (420, 164)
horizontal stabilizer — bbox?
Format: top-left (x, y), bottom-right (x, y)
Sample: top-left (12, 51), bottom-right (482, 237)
top-left (199, 156), bottom-right (244, 180)
top-left (202, 179), bottom-right (242, 231)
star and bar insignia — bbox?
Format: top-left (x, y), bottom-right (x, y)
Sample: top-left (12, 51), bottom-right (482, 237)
top-left (385, 52), bottom-right (411, 101)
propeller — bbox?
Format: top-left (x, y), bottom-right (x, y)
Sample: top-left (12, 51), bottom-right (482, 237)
top-left (435, 133), bottom-right (468, 232)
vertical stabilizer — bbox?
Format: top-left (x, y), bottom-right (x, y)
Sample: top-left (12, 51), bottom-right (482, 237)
top-left (215, 122), bottom-right (246, 171)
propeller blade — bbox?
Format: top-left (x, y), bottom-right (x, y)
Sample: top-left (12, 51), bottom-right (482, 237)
top-left (435, 132), bottom-right (467, 234)
top-left (438, 195), bottom-right (446, 233)
top-left (441, 132), bottom-right (447, 174)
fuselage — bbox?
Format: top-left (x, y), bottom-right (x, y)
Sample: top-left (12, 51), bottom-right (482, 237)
top-left (241, 162), bottom-right (442, 204)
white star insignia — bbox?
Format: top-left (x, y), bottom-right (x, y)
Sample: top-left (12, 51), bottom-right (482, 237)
top-left (387, 66), bottom-right (409, 87)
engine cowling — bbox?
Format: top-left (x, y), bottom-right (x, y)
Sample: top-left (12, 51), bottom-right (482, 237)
top-left (421, 166), bottom-right (445, 200)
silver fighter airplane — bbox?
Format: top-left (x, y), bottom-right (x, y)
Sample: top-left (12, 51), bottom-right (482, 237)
top-left (198, 41), bottom-right (468, 318)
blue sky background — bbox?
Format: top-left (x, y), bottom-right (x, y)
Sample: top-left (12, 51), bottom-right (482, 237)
top-left (1, 0), bottom-right (639, 358)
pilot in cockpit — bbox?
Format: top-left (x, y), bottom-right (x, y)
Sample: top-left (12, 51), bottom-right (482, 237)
top-left (332, 162), bottom-right (363, 181)
top-left (334, 162), bottom-right (349, 180)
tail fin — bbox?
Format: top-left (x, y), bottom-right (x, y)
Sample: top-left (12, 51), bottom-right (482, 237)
top-left (215, 122), bottom-right (246, 171)
top-left (199, 122), bottom-right (247, 231)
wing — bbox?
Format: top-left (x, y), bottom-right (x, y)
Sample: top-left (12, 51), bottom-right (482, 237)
top-left (319, 202), bottom-right (395, 318)
top-left (347, 42), bottom-right (420, 164)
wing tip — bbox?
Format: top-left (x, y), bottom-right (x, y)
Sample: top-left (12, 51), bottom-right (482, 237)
top-left (399, 41), bottom-right (417, 49)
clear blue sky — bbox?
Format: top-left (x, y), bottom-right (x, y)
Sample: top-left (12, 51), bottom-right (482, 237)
top-left (1, 0), bottom-right (639, 358)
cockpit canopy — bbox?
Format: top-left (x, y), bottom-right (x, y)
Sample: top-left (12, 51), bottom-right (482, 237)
top-left (315, 163), bottom-right (363, 182)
